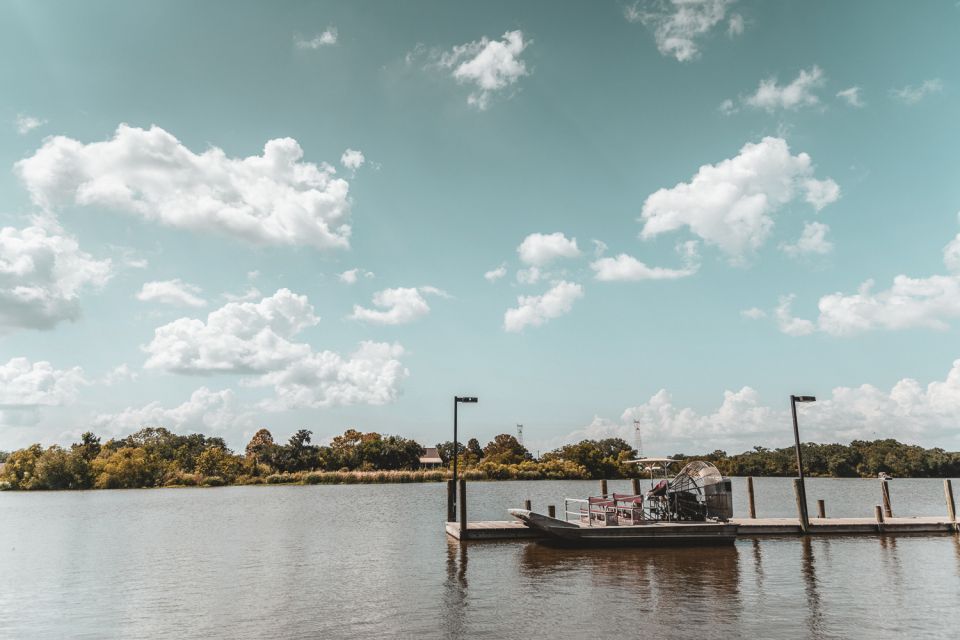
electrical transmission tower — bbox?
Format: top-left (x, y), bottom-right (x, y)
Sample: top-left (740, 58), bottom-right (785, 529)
top-left (516, 424), bottom-right (524, 446)
top-left (633, 420), bottom-right (644, 458)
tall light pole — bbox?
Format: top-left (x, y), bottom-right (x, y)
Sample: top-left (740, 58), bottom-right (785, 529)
top-left (791, 395), bottom-right (816, 532)
top-left (452, 396), bottom-right (478, 506)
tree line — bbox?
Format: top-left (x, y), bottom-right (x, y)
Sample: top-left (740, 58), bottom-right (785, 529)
top-left (1, 427), bottom-right (957, 491)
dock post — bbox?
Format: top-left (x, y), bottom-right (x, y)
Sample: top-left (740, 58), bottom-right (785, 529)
top-left (874, 505), bottom-right (885, 532)
top-left (747, 477), bottom-right (756, 519)
top-left (600, 479), bottom-right (608, 497)
top-left (880, 480), bottom-right (893, 518)
top-left (548, 505), bottom-right (556, 518)
top-left (447, 479), bottom-right (455, 522)
top-left (816, 499), bottom-right (825, 519)
top-left (458, 478), bottom-right (467, 541)
top-left (945, 479), bottom-right (956, 526)
top-left (793, 479), bottom-right (809, 533)
top-left (631, 478), bottom-right (641, 495)
top-left (523, 499), bottom-right (531, 511)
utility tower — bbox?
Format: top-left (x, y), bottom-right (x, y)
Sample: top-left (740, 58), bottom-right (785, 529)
top-left (516, 424), bottom-right (524, 447)
top-left (633, 420), bottom-right (644, 458)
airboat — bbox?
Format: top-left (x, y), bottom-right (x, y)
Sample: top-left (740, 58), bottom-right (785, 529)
top-left (508, 459), bottom-right (737, 546)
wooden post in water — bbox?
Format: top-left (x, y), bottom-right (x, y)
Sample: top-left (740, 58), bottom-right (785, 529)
top-left (874, 505), bottom-right (885, 532)
top-left (523, 499), bottom-right (531, 511)
top-left (458, 478), bottom-right (467, 540)
top-left (945, 479), bottom-right (956, 525)
top-left (631, 478), bottom-right (641, 495)
top-left (600, 479), bottom-right (608, 497)
top-left (548, 504), bottom-right (556, 518)
top-left (880, 480), bottom-right (893, 518)
top-left (446, 479), bottom-right (455, 522)
top-left (816, 499), bottom-right (826, 519)
top-left (793, 478), bottom-right (809, 533)
top-left (747, 477), bottom-right (757, 519)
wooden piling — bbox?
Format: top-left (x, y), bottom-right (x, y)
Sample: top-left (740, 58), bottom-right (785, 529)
top-left (446, 479), bottom-right (455, 522)
top-left (945, 479), bottom-right (956, 524)
top-left (458, 478), bottom-right (467, 540)
top-left (881, 480), bottom-right (893, 518)
top-left (631, 478), bottom-right (641, 495)
top-left (747, 477), bottom-right (756, 519)
top-left (816, 499), bottom-right (825, 519)
top-left (548, 504), bottom-right (556, 518)
top-left (874, 505), bottom-right (884, 532)
top-left (600, 479), bottom-right (608, 497)
top-left (793, 478), bottom-right (809, 533)
top-left (523, 499), bottom-right (531, 511)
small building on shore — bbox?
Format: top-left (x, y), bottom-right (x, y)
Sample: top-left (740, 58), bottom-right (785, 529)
top-left (419, 447), bottom-right (443, 468)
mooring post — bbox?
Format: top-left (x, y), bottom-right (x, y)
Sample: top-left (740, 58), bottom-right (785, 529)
top-left (523, 499), bottom-right (531, 511)
top-left (600, 479), bottom-right (608, 497)
top-left (548, 504), bottom-right (556, 518)
top-left (945, 479), bottom-right (956, 526)
top-left (458, 478), bottom-right (467, 540)
top-left (816, 499), bottom-right (826, 519)
top-left (793, 478), bottom-right (809, 533)
top-left (631, 478), bottom-right (641, 495)
top-left (446, 479), bottom-right (455, 522)
top-left (875, 505), bottom-right (885, 532)
top-left (881, 480), bottom-right (893, 518)
top-left (747, 476), bottom-right (757, 519)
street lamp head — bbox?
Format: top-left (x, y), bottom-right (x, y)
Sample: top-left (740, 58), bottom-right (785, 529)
top-left (456, 396), bottom-right (478, 403)
top-left (793, 395), bottom-right (816, 403)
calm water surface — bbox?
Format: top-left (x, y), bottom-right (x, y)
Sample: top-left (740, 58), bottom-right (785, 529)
top-left (1, 477), bottom-right (959, 639)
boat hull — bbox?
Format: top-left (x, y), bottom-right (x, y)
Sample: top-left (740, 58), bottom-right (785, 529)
top-left (509, 509), bottom-right (738, 547)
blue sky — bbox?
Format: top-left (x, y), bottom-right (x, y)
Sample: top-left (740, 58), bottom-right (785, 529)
top-left (2, 0), bottom-right (960, 455)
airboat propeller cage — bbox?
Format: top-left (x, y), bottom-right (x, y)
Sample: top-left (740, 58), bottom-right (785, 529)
top-left (669, 461), bottom-right (734, 521)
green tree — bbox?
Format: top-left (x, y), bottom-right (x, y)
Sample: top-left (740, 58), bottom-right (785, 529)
top-left (196, 447), bottom-right (243, 481)
top-left (482, 434), bottom-right (530, 465)
top-left (92, 447), bottom-right (164, 489)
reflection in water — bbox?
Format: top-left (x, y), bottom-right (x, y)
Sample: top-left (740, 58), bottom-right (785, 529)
top-left (800, 537), bottom-right (823, 640)
top-left (442, 539), bottom-right (467, 639)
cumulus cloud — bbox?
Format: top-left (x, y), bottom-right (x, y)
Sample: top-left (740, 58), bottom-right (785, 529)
top-left (836, 86), bottom-right (864, 108)
top-left (591, 253), bottom-right (697, 281)
top-left (136, 279), bottom-right (207, 308)
top-left (0, 357), bottom-right (86, 407)
top-left (438, 30), bottom-right (529, 109)
top-left (15, 124), bottom-right (353, 250)
top-left (222, 287), bottom-right (262, 303)
top-left (339, 268), bottom-right (375, 284)
top-left (350, 286), bottom-right (445, 325)
top-left (743, 66), bottom-right (826, 112)
top-left (891, 79), bottom-right (943, 104)
top-left (295, 28), bottom-right (338, 49)
top-left (484, 263), bottom-right (507, 282)
top-left (625, 0), bottom-right (736, 62)
top-left (517, 232), bottom-right (581, 266)
top-left (92, 387), bottom-right (251, 435)
top-left (341, 148), bottom-right (365, 171)
top-left (15, 114), bottom-right (46, 135)
top-left (101, 363), bottom-right (139, 386)
top-left (775, 294), bottom-right (815, 336)
top-left (143, 289), bottom-right (408, 408)
top-left (0, 223), bottom-right (112, 332)
top-left (639, 137), bottom-right (839, 261)
top-left (740, 307), bottom-right (766, 320)
top-left (780, 221), bottom-right (833, 257)
top-left (504, 280), bottom-right (583, 332)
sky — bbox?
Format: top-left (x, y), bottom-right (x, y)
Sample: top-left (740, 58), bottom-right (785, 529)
top-left (2, 0), bottom-right (960, 456)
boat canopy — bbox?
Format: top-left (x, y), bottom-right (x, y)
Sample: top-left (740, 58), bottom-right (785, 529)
top-left (670, 461), bottom-right (724, 490)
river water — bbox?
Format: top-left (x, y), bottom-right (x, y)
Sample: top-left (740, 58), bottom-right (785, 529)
top-left (1, 477), bottom-right (958, 639)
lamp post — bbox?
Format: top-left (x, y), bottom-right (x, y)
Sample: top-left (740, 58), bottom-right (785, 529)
top-left (791, 395), bottom-right (816, 532)
top-left (452, 396), bottom-right (478, 507)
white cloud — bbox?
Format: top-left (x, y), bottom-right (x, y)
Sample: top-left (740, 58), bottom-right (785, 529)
top-left (592, 239), bottom-right (608, 258)
top-left (15, 114), bottom-right (46, 135)
top-left (775, 294), bottom-right (815, 336)
top-left (222, 286), bottom-right (262, 303)
top-left (101, 363), bottom-right (139, 386)
top-left (92, 387), bottom-right (251, 435)
top-left (516, 266), bottom-right (542, 285)
top-left (339, 268), bottom-right (375, 284)
top-left (295, 28), bottom-right (338, 49)
top-left (15, 124), bottom-right (353, 250)
top-left (143, 289), bottom-right (408, 408)
top-left (740, 307), bottom-right (766, 319)
top-left (341, 148), bottom-right (365, 171)
top-left (743, 66), bottom-right (825, 112)
top-left (504, 280), bottom-right (583, 332)
top-left (640, 137), bottom-right (839, 261)
top-left (0, 223), bottom-right (112, 331)
top-left (625, 0), bottom-right (735, 62)
top-left (517, 232), bottom-right (581, 266)
top-left (836, 86), bottom-right (864, 108)
top-left (439, 30), bottom-right (529, 109)
top-left (591, 253), bottom-right (697, 281)
top-left (780, 221), bottom-right (833, 257)
top-left (484, 263), bottom-right (507, 282)
top-left (727, 13), bottom-right (744, 36)
top-left (718, 98), bottom-right (738, 115)
top-left (891, 79), bottom-right (943, 104)
top-left (350, 286), bottom-right (445, 325)
top-left (136, 279), bottom-right (207, 308)
top-left (0, 357), bottom-right (86, 407)
top-left (943, 231), bottom-right (960, 273)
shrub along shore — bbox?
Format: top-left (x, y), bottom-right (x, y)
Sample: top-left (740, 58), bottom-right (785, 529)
top-left (1, 426), bottom-right (958, 491)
